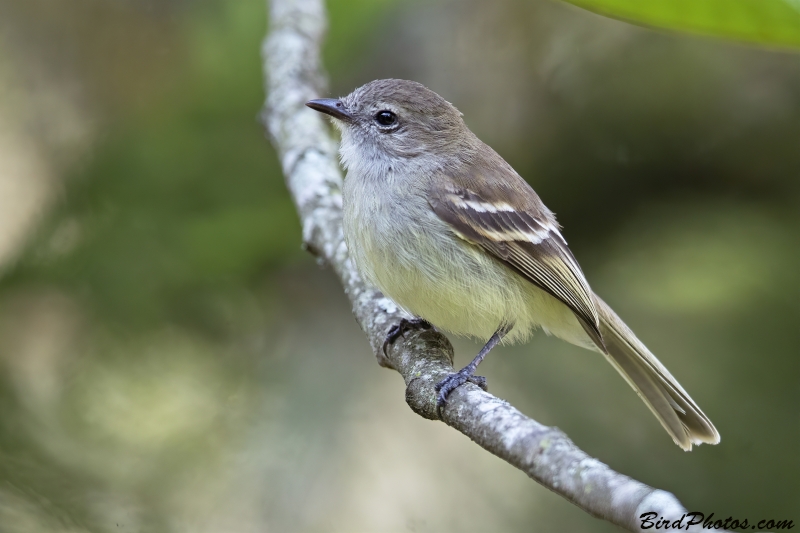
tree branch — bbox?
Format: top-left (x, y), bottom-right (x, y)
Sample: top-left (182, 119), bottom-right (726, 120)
top-left (260, 1), bottom-right (714, 530)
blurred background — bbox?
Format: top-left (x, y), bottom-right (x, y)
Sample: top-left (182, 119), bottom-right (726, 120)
top-left (0, 0), bottom-right (798, 531)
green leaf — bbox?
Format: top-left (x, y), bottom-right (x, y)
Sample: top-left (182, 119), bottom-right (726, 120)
top-left (561, 0), bottom-right (800, 49)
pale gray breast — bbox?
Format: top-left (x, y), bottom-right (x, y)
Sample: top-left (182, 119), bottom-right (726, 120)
top-left (343, 170), bottom-right (453, 284)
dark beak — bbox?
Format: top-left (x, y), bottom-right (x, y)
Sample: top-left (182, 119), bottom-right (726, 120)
top-left (306, 98), bottom-right (352, 121)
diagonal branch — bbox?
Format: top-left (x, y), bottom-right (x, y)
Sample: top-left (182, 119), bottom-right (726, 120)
top-left (260, 0), bottom-right (715, 531)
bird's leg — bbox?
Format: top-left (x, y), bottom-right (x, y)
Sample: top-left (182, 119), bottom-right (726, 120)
top-left (383, 317), bottom-right (433, 356)
top-left (435, 322), bottom-right (513, 413)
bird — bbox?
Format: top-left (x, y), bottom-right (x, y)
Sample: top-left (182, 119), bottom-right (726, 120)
top-left (306, 78), bottom-right (720, 451)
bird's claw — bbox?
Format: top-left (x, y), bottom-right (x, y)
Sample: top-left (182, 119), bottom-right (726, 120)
top-left (435, 371), bottom-right (487, 415)
top-left (382, 317), bottom-right (432, 356)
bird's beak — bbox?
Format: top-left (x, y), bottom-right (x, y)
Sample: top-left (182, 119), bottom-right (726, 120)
top-left (306, 98), bottom-right (352, 121)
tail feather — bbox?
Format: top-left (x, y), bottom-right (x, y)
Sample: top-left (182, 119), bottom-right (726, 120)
top-left (593, 294), bottom-right (720, 451)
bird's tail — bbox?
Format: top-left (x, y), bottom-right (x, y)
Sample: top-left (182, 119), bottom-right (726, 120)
top-left (593, 294), bottom-right (720, 451)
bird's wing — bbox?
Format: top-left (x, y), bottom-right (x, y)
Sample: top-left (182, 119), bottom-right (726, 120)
top-left (429, 172), bottom-right (603, 349)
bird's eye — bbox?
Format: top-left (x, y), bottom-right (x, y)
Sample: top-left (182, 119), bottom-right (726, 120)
top-left (375, 110), bottom-right (397, 127)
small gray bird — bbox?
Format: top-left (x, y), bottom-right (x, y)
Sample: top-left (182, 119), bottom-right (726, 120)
top-left (307, 79), bottom-right (719, 451)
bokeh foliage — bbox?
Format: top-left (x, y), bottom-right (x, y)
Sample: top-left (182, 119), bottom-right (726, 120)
top-left (3, 0), bottom-right (300, 332)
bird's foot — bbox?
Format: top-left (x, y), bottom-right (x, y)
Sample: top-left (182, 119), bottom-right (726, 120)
top-left (382, 317), bottom-right (432, 356)
top-left (435, 370), bottom-right (487, 414)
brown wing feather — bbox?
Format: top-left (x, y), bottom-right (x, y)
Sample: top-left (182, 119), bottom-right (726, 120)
top-left (429, 179), bottom-right (604, 350)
